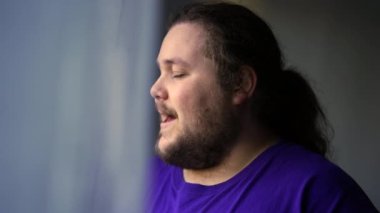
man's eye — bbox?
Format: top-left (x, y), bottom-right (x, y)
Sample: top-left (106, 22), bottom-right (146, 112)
top-left (172, 73), bottom-right (186, 78)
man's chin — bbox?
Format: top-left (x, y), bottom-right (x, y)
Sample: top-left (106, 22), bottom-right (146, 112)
top-left (155, 136), bottom-right (175, 156)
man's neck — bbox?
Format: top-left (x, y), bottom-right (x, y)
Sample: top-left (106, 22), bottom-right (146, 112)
top-left (183, 132), bottom-right (277, 186)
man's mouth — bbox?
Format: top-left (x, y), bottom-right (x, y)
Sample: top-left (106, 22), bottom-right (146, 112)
top-left (162, 115), bottom-right (176, 123)
top-left (160, 113), bottom-right (177, 130)
top-left (156, 104), bottom-right (178, 128)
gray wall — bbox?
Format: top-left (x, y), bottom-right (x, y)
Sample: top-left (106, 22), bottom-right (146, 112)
top-left (239, 0), bottom-right (380, 208)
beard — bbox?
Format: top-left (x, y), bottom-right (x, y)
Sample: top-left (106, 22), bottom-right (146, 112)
top-left (155, 100), bottom-right (240, 170)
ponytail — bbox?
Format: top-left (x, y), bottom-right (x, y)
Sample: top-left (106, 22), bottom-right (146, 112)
top-left (254, 68), bottom-right (331, 156)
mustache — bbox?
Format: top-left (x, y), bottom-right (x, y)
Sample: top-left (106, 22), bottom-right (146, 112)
top-left (155, 103), bottom-right (178, 117)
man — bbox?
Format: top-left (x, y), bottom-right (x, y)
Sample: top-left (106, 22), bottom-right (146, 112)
top-left (148, 2), bottom-right (377, 212)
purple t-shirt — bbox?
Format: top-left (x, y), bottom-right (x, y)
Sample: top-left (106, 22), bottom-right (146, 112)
top-left (148, 142), bottom-right (377, 212)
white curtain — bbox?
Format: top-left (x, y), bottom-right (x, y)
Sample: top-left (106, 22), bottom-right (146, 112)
top-left (0, 0), bottom-right (161, 212)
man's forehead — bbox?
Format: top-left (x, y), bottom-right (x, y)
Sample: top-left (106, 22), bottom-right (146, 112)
top-left (157, 22), bottom-right (207, 68)
top-left (156, 57), bottom-right (191, 68)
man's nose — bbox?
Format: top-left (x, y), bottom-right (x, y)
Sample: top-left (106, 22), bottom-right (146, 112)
top-left (150, 77), bottom-right (168, 100)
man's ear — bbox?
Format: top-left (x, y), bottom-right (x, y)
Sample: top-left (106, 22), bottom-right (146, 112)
top-left (233, 65), bottom-right (257, 105)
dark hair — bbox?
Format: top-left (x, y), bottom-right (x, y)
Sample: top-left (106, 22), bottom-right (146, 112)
top-left (169, 2), bottom-right (331, 156)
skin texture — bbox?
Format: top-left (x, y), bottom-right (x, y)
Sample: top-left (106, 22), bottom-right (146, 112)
top-left (151, 22), bottom-right (276, 185)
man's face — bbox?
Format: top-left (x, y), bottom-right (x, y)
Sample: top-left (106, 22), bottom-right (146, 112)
top-left (150, 22), bottom-right (239, 169)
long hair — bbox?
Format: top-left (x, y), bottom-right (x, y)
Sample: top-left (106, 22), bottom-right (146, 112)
top-left (169, 2), bottom-right (332, 156)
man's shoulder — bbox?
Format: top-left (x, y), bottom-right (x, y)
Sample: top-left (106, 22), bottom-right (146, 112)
top-left (259, 142), bottom-right (337, 176)
top-left (262, 142), bottom-right (377, 212)
top-left (250, 142), bottom-right (357, 199)
top-left (267, 142), bottom-right (352, 190)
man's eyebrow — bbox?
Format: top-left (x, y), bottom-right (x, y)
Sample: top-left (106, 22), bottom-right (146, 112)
top-left (156, 57), bottom-right (191, 68)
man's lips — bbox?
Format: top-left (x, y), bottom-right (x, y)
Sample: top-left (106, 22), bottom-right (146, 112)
top-left (160, 115), bottom-right (176, 130)
top-left (160, 117), bottom-right (174, 129)
top-left (155, 104), bottom-right (177, 127)
top-left (162, 115), bottom-right (175, 123)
